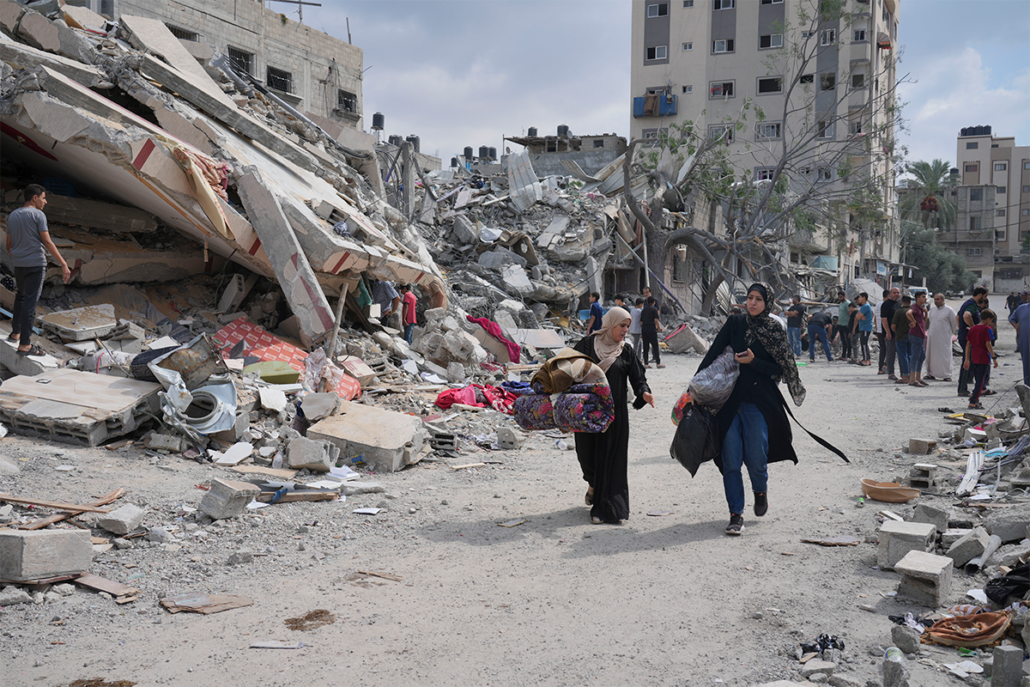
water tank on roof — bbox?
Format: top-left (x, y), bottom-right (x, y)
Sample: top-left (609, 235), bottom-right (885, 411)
top-left (985, 125), bottom-right (992, 135)
top-left (527, 127), bottom-right (538, 137)
top-left (488, 147), bottom-right (497, 160)
top-left (950, 167), bottom-right (959, 176)
top-left (388, 134), bottom-right (403, 146)
top-left (450, 157), bottom-right (458, 168)
top-left (463, 147), bottom-right (473, 160)
top-left (371, 112), bottom-right (385, 131)
top-left (478, 146), bottom-right (489, 160)
top-left (557, 124), bottom-right (569, 137)
top-left (960, 127), bottom-right (970, 137)
top-left (406, 135), bottom-right (420, 153)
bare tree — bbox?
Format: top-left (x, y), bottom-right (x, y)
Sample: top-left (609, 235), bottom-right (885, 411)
top-left (624, 0), bottom-right (905, 314)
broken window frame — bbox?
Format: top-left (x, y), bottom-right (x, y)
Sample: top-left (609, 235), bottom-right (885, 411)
top-left (166, 23), bottom-right (199, 42)
top-left (820, 72), bottom-right (836, 91)
top-left (682, 85), bottom-right (693, 94)
top-left (265, 66), bottom-right (294, 94)
top-left (820, 28), bottom-right (837, 46)
top-left (226, 46), bottom-right (254, 77)
top-left (337, 89), bottom-right (357, 113)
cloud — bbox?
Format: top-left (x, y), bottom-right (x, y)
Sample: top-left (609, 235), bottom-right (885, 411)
top-left (898, 47), bottom-right (1030, 166)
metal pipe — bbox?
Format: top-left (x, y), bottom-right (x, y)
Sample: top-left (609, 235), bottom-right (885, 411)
top-left (964, 534), bottom-right (1002, 575)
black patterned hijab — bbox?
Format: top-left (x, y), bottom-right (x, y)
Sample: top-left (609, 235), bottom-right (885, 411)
top-left (744, 282), bottom-right (806, 406)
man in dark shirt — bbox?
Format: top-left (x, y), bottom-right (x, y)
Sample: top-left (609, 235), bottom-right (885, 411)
top-left (585, 291), bottom-right (604, 334)
top-left (642, 286), bottom-right (660, 315)
top-left (785, 295), bottom-right (806, 357)
top-left (957, 286), bottom-right (988, 396)
top-left (879, 287), bottom-right (900, 379)
top-left (640, 296), bottom-right (663, 368)
top-left (807, 310), bottom-right (834, 362)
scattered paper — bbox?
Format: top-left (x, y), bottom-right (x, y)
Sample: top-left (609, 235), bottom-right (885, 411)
top-left (304, 480), bottom-right (344, 491)
top-left (160, 592), bottom-right (253, 614)
top-left (246, 500), bottom-right (270, 510)
top-left (647, 510), bottom-right (674, 517)
top-left (967, 589), bottom-right (989, 604)
top-left (402, 360), bottom-right (419, 375)
top-left (353, 507), bottom-right (381, 515)
top-left (328, 465), bottom-right (358, 482)
top-left (499, 518), bottom-right (526, 527)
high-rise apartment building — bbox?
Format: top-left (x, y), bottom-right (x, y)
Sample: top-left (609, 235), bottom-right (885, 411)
top-left (952, 126), bottom-right (1030, 291)
top-left (629, 0), bottom-right (902, 287)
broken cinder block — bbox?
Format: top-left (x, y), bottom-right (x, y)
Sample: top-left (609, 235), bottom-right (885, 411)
top-left (877, 521), bottom-right (936, 571)
top-left (894, 550), bottom-right (953, 607)
top-left (285, 436), bottom-right (340, 472)
top-left (199, 479), bottom-right (261, 520)
top-left (96, 504), bottom-right (146, 536)
top-left (0, 528), bottom-right (92, 582)
top-left (907, 438), bottom-right (937, 455)
top-left (906, 463), bottom-right (938, 489)
top-left (945, 526), bottom-right (991, 567)
top-left (910, 503), bottom-right (948, 535)
top-left (308, 401), bottom-right (427, 472)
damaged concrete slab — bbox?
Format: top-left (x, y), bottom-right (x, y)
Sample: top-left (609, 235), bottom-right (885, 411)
top-left (307, 401), bottom-right (427, 472)
top-left (235, 170), bottom-right (334, 349)
top-left (0, 369), bottom-right (160, 446)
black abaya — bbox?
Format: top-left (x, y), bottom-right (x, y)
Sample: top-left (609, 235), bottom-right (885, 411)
top-left (572, 336), bottom-right (651, 523)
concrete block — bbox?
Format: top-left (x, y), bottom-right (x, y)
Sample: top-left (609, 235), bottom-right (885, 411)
top-left (0, 0), bottom-right (26, 36)
top-left (906, 440), bottom-right (939, 457)
top-left (799, 659), bottom-right (834, 678)
top-left (199, 479), bottom-right (261, 520)
top-left (910, 503), bottom-right (948, 535)
top-left (894, 550), bottom-right (953, 607)
top-left (96, 504), bottom-right (146, 536)
top-left (339, 356), bottom-right (376, 386)
top-left (442, 329), bottom-right (478, 361)
top-left (218, 274), bottom-right (247, 312)
top-left (986, 505), bottom-right (1030, 543)
top-left (236, 170), bottom-right (334, 349)
top-left (942, 528), bottom-right (972, 548)
top-left (144, 433), bottom-right (183, 452)
top-left (994, 645), bottom-right (1023, 687)
top-left (0, 529), bottom-right (92, 582)
top-left (286, 436), bottom-right (339, 472)
top-left (0, 338), bottom-right (61, 376)
top-left (451, 215), bottom-right (479, 244)
top-left (214, 442), bottom-right (254, 467)
top-left (18, 11), bottom-right (59, 53)
top-left (308, 401), bottom-right (427, 472)
top-left (301, 393), bottom-right (339, 421)
top-left (0, 585), bottom-right (33, 606)
top-left (946, 526), bottom-right (990, 567)
top-left (877, 521), bottom-right (936, 570)
top-left (446, 362), bottom-right (466, 382)
top-left (907, 463), bottom-right (938, 489)
top-left (497, 427), bottom-right (522, 450)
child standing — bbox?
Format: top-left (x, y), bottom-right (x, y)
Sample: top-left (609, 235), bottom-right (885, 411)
top-left (963, 309), bottom-right (997, 410)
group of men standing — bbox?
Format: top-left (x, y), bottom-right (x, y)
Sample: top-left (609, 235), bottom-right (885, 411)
top-left (587, 287), bottom-right (666, 369)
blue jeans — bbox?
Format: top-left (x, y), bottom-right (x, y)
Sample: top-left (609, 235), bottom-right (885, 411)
top-left (722, 403), bottom-right (769, 515)
top-left (404, 323), bottom-right (415, 344)
top-left (787, 327), bottom-right (802, 356)
top-left (895, 339), bottom-right (911, 377)
top-left (807, 324), bottom-right (833, 361)
top-left (908, 336), bottom-right (925, 376)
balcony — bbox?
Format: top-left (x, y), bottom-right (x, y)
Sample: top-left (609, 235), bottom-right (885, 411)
top-left (633, 93), bottom-right (677, 118)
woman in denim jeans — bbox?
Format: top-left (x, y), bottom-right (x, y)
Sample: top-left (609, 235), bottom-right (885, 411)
top-left (692, 283), bottom-right (807, 536)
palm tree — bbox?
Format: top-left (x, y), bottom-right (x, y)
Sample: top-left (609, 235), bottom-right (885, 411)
top-left (898, 159), bottom-right (957, 231)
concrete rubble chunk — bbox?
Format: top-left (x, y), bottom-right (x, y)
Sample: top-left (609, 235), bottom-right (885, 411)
top-left (236, 170), bottom-right (335, 349)
top-left (910, 503), bottom-right (948, 535)
top-left (0, 586), bottom-right (33, 606)
top-left (877, 521), bottom-right (936, 570)
top-left (894, 550), bottom-right (953, 607)
top-left (341, 482), bottom-right (385, 496)
top-left (215, 442), bottom-right (254, 467)
top-left (497, 427), bottom-right (522, 450)
top-left (144, 433), bottom-right (183, 452)
top-left (0, 529), bottom-right (92, 582)
top-left (890, 624), bottom-right (921, 654)
top-left (907, 438), bottom-right (936, 455)
top-left (985, 504), bottom-right (1030, 543)
top-left (301, 393), bottom-right (339, 422)
top-left (308, 401), bottom-right (427, 472)
top-left (993, 645), bottom-right (1022, 687)
top-left (945, 526), bottom-right (990, 567)
top-left (339, 357), bottom-right (376, 386)
top-left (96, 504), bottom-right (146, 536)
top-left (941, 528), bottom-right (972, 548)
top-left (199, 479), bottom-right (261, 520)
top-left (451, 215), bottom-right (479, 245)
top-left (0, 0), bottom-right (26, 35)
top-left (798, 659), bottom-right (835, 678)
top-left (259, 387), bottom-right (288, 413)
top-left (0, 456), bottom-right (20, 476)
top-left (286, 436), bottom-right (339, 472)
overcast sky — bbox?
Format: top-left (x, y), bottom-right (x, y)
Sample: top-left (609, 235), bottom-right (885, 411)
top-left (288, 0), bottom-right (1030, 171)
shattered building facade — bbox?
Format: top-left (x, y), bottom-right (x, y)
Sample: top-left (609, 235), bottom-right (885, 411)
top-left (79, 0), bottom-right (365, 128)
top-left (629, 0), bottom-right (904, 294)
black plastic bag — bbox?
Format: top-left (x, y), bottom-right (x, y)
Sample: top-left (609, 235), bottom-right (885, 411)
top-left (985, 562), bottom-right (1030, 604)
top-left (669, 405), bottom-right (720, 476)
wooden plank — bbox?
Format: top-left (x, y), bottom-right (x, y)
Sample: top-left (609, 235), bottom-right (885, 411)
top-left (356, 570), bottom-right (402, 582)
top-left (254, 491), bottom-right (337, 504)
top-left (19, 488), bottom-right (128, 530)
top-left (0, 493), bottom-right (113, 514)
top-left (449, 463), bottom-right (486, 470)
top-left (231, 465), bottom-right (298, 480)
top-left (73, 573), bottom-right (139, 597)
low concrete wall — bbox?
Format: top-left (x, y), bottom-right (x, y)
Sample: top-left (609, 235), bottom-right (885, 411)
top-left (529, 150), bottom-right (621, 178)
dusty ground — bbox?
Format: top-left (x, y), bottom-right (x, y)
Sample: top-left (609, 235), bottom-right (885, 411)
top-left (0, 298), bottom-right (1022, 686)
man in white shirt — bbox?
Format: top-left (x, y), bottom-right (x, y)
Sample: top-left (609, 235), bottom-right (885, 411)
top-left (629, 298), bottom-right (644, 358)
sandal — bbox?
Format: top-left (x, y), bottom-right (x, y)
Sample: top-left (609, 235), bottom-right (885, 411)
top-left (968, 402), bottom-right (984, 410)
top-left (924, 375), bottom-right (937, 380)
top-left (6, 333), bottom-right (18, 343)
top-left (943, 378), bottom-right (952, 382)
top-left (982, 390), bottom-right (997, 396)
top-left (16, 344), bottom-right (44, 357)
top-left (585, 487), bottom-right (594, 506)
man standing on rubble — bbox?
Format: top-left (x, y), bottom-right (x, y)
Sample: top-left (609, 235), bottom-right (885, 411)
top-left (371, 279), bottom-right (401, 330)
top-left (400, 284), bottom-right (417, 344)
top-left (5, 184), bottom-right (70, 356)
top-left (957, 286), bottom-right (988, 397)
top-left (784, 295), bottom-right (806, 357)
